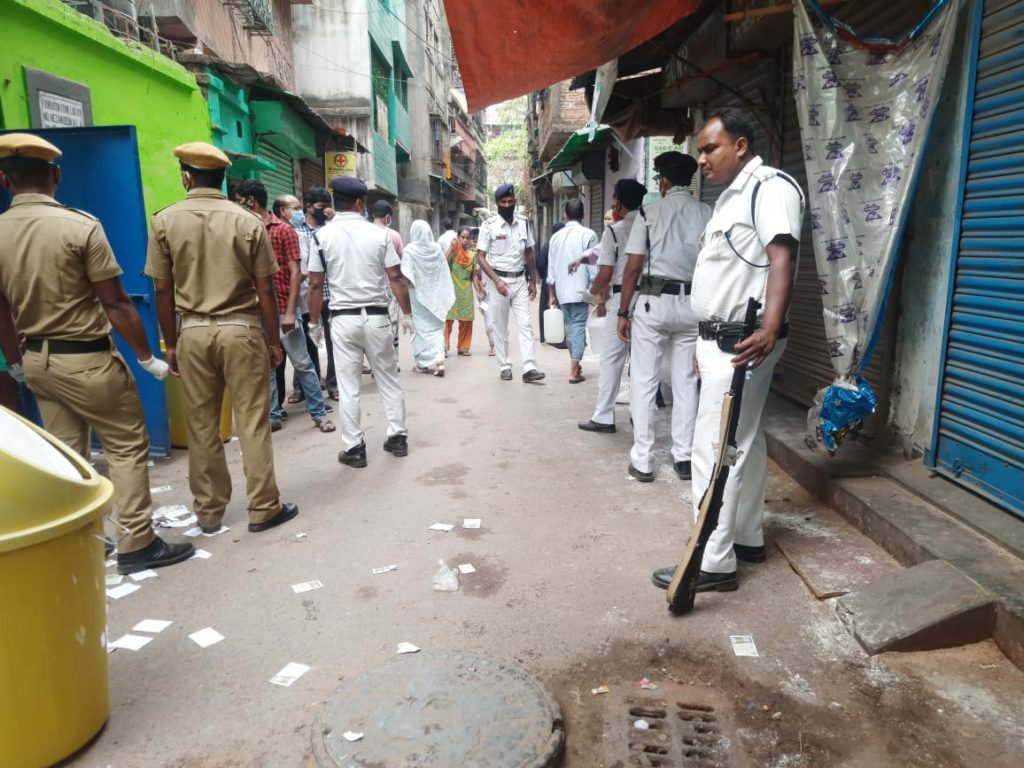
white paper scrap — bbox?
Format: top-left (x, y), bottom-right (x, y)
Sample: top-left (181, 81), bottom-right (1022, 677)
top-left (104, 559), bottom-right (117, 569)
top-left (190, 548), bottom-right (213, 560)
top-left (105, 574), bottom-right (123, 587)
top-left (428, 523), bottom-right (454, 532)
top-left (133, 619), bottom-right (172, 634)
top-left (158, 515), bottom-right (198, 529)
top-left (184, 525), bottom-right (230, 538)
top-left (372, 565), bottom-right (399, 574)
top-left (202, 525), bottom-right (229, 537)
top-left (634, 719), bottom-right (650, 731)
top-left (110, 634), bottom-right (152, 651)
top-left (150, 485), bottom-right (172, 494)
top-left (153, 504), bottom-right (191, 520)
top-left (462, 518), bottom-right (481, 529)
top-left (295, 532), bottom-right (307, 539)
top-left (269, 662), bottom-right (311, 687)
top-left (457, 563), bottom-right (476, 574)
top-left (291, 580), bottom-right (324, 594)
top-left (343, 731), bottom-right (364, 742)
top-left (106, 583), bottom-right (141, 600)
top-left (189, 627), bottom-right (224, 648)
top-left (396, 642), bottom-right (420, 654)
top-left (730, 635), bottom-right (759, 657)
top-left (129, 569), bottom-right (159, 582)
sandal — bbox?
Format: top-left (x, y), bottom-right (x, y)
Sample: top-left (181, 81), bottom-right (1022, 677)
top-left (434, 363), bottom-right (445, 378)
top-left (287, 392), bottom-right (305, 404)
top-left (314, 417), bottom-right (336, 433)
top-left (569, 376), bottom-right (586, 384)
top-left (488, 347), bottom-right (496, 356)
top-left (458, 350), bottom-right (471, 356)
top-left (413, 365), bottom-right (431, 374)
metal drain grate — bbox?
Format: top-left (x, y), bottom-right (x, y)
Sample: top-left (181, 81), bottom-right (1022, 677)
top-left (604, 683), bottom-right (739, 768)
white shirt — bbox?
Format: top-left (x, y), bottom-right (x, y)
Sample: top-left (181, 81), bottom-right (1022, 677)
top-left (691, 156), bottom-right (805, 323)
top-left (437, 229), bottom-right (457, 256)
top-left (477, 214), bottom-right (535, 273)
top-left (597, 210), bottom-right (639, 286)
top-left (309, 212), bottom-right (400, 310)
top-left (546, 221), bottom-right (598, 305)
top-left (625, 187), bottom-right (712, 281)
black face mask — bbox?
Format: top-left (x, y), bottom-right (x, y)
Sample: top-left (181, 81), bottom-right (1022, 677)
top-left (497, 205), bottom-right (515, 223)
top-left (311, 209), bottom-right (328, 225)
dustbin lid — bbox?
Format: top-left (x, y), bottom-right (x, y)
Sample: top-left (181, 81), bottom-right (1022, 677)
top-left (0, 408), bottom-right (82, 480)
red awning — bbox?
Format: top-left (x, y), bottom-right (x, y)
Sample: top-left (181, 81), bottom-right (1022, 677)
top-left (444, 0), bottom-right (702, 112)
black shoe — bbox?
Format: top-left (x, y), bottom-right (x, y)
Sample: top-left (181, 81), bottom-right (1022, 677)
top-left (104, 537), bottom-right (115, 558)
top-left (200, 523), bottom-right (222, 534)
top-left (651, 566), bottom-right (738, 592)
top-left (117, 537), bottom-right (195, 574)
top-left (338, 443), bottom-right (367, 468)
top-left (280, 409), bottom-right (290, 420)
top-left (500, 369), bottom-right (513, 381)
top-left (674, 460), bottom-right (692, 481)
top-left (249, 502), bottom-right (299, 533)
top-left (734, 543), bottom-right (767, 563)
top-left (578, 419), bottom-right (615, 433)
top-left (628, 464), bottom-right (654, 483)
top-left (271, 420), bottom-right (282, 432)
top-left (383, 434), bottom-right (408, 457)
top-left (522, 369), bottom-right (546, 383)
top-left (328, 388), bottom-right (339, 401)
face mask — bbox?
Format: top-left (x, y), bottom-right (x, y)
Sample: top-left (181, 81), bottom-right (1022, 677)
top-left (290, 210), bottom-right (305, 227)
top-left (498, 205), bottom-right (515, 223)
top-left (312, 209), bottom-right (328, 226)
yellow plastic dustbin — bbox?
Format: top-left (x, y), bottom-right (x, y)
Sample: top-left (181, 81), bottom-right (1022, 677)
top-left (0, 406), bottom-right (113, 767)
top-left (162, 342), bottom-right (233, 448)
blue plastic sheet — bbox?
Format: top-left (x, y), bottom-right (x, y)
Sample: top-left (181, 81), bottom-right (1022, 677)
top-left (817, 377), bottom-right (878, 453)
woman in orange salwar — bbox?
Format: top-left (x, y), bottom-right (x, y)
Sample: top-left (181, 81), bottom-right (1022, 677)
top-left (445, 227), bottom-right (486, 356)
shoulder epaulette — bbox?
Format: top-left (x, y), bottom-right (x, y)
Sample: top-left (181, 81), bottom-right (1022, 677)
top-left (62, 206), bottom-right (99, 221)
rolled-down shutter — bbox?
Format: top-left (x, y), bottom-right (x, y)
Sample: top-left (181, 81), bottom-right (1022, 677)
top-left (933, 0), bottom-right (1024, 518)
top-left (257, 138), bottom-right (295, 201)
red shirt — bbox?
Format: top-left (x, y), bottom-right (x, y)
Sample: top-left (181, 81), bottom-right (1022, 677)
top-left (266, 214), bottom-right (301, 314)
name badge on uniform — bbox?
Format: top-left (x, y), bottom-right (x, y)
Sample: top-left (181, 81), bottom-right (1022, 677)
top-left (495, 235), bottom-right (507, 240)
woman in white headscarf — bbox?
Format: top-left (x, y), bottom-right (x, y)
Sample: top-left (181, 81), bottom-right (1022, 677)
top-left (401, 220), bottom-right (455, 376)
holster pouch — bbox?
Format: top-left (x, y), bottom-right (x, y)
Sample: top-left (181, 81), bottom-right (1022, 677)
top-left (714, 323), bottom-right (747, 353)
top-left (637, 275), bottom-right (667, 296)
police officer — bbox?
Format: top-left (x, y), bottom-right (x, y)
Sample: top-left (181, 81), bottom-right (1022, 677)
top-left (146, 142), bottom-right (298, 534)
top-left (476, 183), bottom-right (545, 383)
top-left (652, 110), bottom-right (804, 593)
top-left (307, 176), bottom-right (413, 468)
top-left (0, 133), bottom-right (194, 574)
top-left (578, 178), bottom-right (647, 433)
top-left (617, 152), bottom-right (711, 482)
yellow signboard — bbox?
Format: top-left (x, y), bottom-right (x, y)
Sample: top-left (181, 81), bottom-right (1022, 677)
top-left (325, 151), bottom-right (357, 183)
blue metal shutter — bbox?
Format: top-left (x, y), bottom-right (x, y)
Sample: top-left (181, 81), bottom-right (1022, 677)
top-left (933, 0), bottom-right (1024, 517)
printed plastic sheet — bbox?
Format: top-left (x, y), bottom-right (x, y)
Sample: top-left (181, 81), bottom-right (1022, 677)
top-left (792, 0), bottom-right (960, 452)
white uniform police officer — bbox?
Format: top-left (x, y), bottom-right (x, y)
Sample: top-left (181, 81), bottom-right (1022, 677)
top-left (578, 178), bottom-right (647, 433)
top-left (652, 111), bottom-right (805, 594)
top-left (476, 183), bottom-right (545, 383)
top-left (307, 176), bottom-right (414, 467)
top-left (617, 152), bottom-right (711, 483)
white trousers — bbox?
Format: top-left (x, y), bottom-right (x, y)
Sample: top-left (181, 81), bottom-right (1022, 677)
top-left (692, 338), bottom-right (786, 573)
top-left (488, 275), bottom-right (537, 373)
top-left (629, 292), bottom-right (699, 472)
top-left (330, 310), bottom-right (407, 451)
top-left (591, 292), bottom-right (630, 426)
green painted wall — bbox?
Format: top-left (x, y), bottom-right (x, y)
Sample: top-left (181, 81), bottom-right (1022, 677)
top-left (0, 0), bottom-right (211, 216)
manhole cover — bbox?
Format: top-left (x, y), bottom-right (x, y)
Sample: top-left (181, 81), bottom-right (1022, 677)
top-left (318, 651), bottom-right (563, 767)
top-left (604, 683), bottom-right (740, 768)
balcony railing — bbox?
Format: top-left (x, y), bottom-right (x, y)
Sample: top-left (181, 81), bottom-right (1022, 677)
top-left (223, 0), bottom-right (274, 33)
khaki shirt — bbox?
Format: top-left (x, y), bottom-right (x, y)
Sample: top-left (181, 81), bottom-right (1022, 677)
top-left (145, 188), bottom-right (277, 315)
top-left (0, 193), bottom-right (121, 339)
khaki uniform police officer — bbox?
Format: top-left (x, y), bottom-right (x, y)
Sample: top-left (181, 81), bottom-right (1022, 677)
top-left (146, 142), bottom-right (298, 534)
top-left (0, 133), bottom-right (194, 574)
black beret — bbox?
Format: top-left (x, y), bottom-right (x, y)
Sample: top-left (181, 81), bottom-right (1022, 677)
top-left (613, 178), bottom-right (648, 209)
top-left (653, 151), bottom-right (698, 179)
top-left (329, 176), bottom-right (368, 197)
top-left (494, 182), bottom-right (515, 200)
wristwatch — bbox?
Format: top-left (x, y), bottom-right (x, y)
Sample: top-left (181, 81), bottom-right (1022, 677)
top-left (617, 309), bottom-right (631, 319)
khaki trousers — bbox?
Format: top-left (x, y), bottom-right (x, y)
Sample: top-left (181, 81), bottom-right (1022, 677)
top-left (22, 347), bottom-right (155, 554)
top-left (176, 321), bottom-right (280, 527)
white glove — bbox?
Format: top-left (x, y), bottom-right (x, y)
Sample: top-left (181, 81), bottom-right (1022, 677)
top-left (401, 314), bottom-right (416, 336)
top-left (308, 322), bottom-right (325, 348)
top-left (138, 356), bottom-right (170, 381)
top-left (7, 362), bottom-right (25, 384)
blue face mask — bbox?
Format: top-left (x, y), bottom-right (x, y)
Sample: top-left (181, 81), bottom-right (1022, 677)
top-left (290, 210), bottom-right (305, 227)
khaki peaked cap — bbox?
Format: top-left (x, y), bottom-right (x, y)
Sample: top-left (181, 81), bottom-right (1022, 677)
top-left (174, 142), bottom-right (231, 170)
top-left (0, 133), bottom-right (62, 161)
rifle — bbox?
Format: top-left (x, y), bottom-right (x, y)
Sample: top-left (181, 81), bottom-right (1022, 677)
top-left (666, 297), bottom-right (761, 614)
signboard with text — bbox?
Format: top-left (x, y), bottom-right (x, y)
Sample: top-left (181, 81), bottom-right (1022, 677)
top-left (25, 68), bottom-right (92, 129)
top-left (325, 151), bottom-right (357, 183)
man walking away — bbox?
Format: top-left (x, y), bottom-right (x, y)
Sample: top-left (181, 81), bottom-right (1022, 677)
top-left (546, 199), bottom-right (598, 383)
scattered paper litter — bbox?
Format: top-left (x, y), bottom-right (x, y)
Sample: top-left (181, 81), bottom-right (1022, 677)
top-left (462, 518), bottom-right (481, 529)
top-left (106, 583), bottom-right (141, 600)
top-left (730, 635), bottom-right (759, 657)
top-left (591, 685), bottom-right (610, 695)
top-left (457, 563), bottom-right (476, 574)
top-left (150, 485), bottom-right (172, 494)
top-left (133, 619), bottom-right (172, 634)
top-left (428, 522), bottom-right (454, 532)
top-left (372, 565), bottom-right (399, 574)
top-left (640, 678), bottom-right (658, 690)
top-left (295, 532), bottom-right (307, 539)
top-left (269, 662), bottom-right (311, 687)
top-left (342, 731), bottom-right (364, 742)
top-left (291, 580), bottom-right (324, 594)
top-left (153, 504), bottom-right (191, 520)
top-left (105, 574), bottom-right (123, 587)
top-left (396, 642), bottom-right (420, 654)
top-left (147, 460), bottom-right (155, 467)
top-left (183, 525), bottom-right (230, 538)
top-left (110, 634), bottom-right (152, 652)
top-left (104, 558), bottom-right (116, 569)
top-left (188, 627), bottom-right (224, 648)
top-left (634, 719), bottom-right (650, 730)
top-left (191, 548), bottom-right (212, 560)
top-left (129, 569), bottom-right (159, 582)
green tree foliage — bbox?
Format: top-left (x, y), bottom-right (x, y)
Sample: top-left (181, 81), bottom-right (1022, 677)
top-left (483, 98), bottom-right (527, 195)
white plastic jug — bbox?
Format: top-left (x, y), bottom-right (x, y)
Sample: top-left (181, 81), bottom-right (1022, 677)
top-left (587, 313), bottom-right (607, 357)
top-left (543, 307), bottom-right (565, 344)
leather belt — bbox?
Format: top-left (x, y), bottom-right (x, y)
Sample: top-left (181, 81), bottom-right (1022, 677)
top-left (612, 285), bottom-right (622, 294)
top-left (179, 312), bottom-right (260, 330)
top-left (494, 269), bottom-right (525, 278)
top-left (637, 276), bottom-right (692, 296)
top-left (333, 306), bottom-right (389, 315)
top-left (25, 337), bottom-right (111, 354)
top-left (698, 320), bottom-right (789, 352)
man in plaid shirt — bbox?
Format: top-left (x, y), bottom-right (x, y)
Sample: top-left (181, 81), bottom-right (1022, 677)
top-left (232, 180), bottom-right (334, 433)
